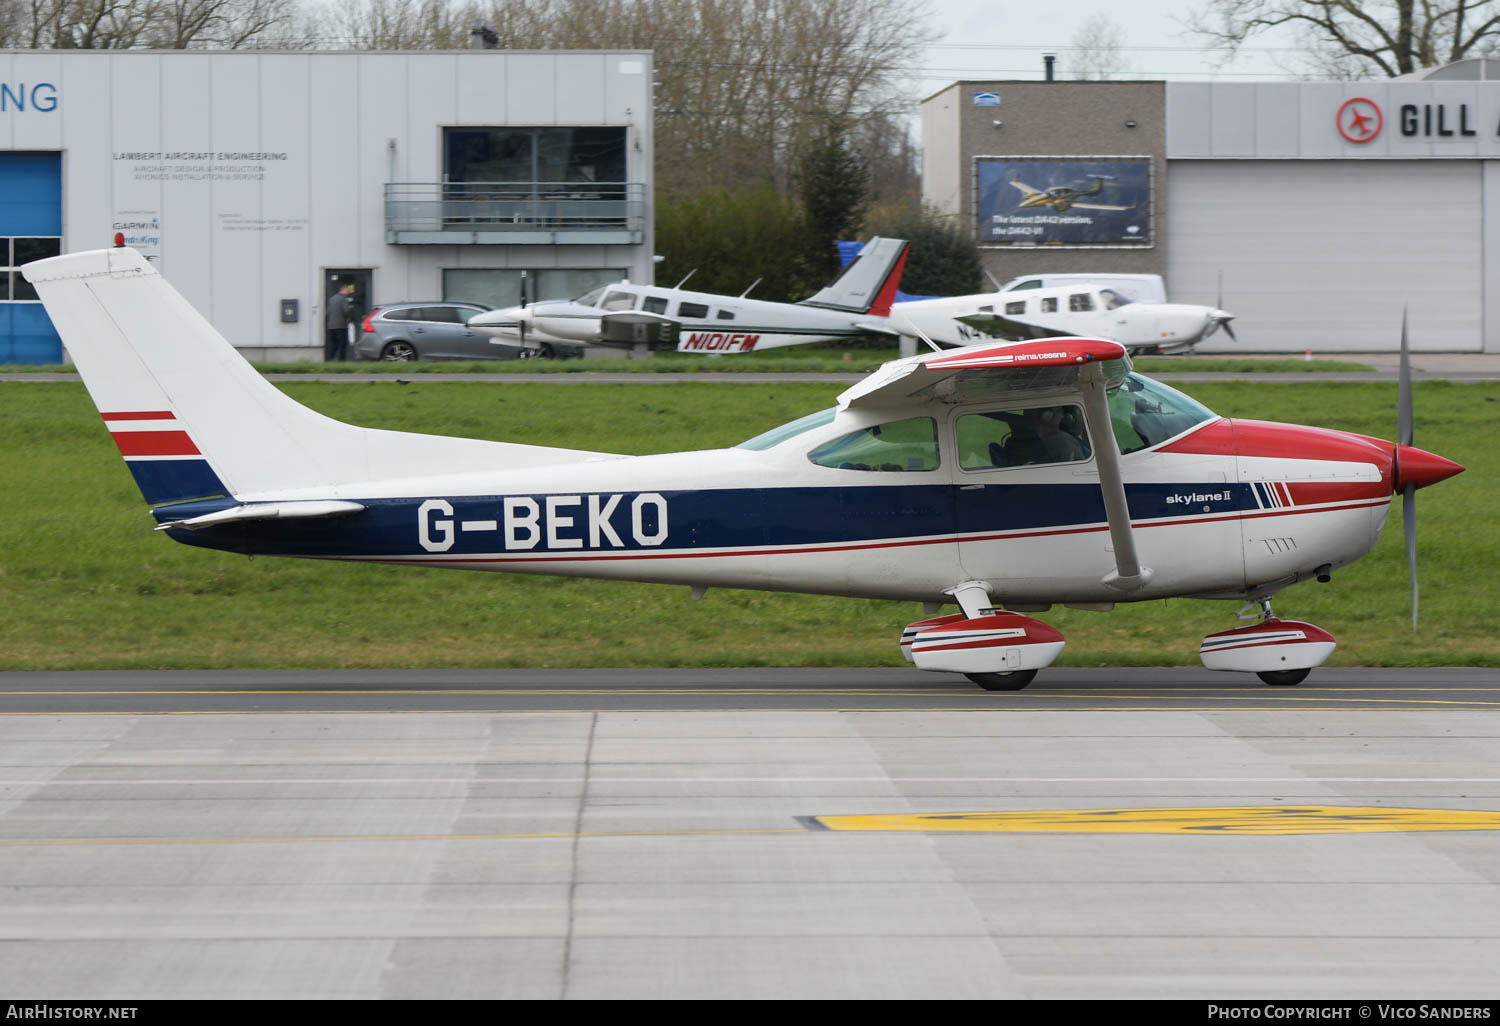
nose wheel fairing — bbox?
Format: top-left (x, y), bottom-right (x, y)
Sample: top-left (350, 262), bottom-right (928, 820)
top-left (1199, 617), bottom-right (1336, 684)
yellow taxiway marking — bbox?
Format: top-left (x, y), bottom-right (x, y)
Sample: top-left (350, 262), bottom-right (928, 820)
top-left (812, 805), bottom-right (1500, 835)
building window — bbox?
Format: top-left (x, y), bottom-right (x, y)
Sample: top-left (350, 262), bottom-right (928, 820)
top-left (442, 268), bottom-right (627, 309)
top-left (1, 237), bottom-right (61, 301)
top-left (444, 127), bottom-right (627, 188)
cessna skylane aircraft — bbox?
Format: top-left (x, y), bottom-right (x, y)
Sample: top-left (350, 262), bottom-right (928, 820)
top-left (25, 245), bottom-right (1463, 690)
top-left (1010, 175), bottom-right (1134, 213)
top-left (466, 236), bottom-right (909, 356)
top-left (891, 282), bottom-right (1238, 356)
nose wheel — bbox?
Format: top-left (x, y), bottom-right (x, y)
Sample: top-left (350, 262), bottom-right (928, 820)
top-left (1256, 667), bottom-right (1311, 686)
top-left (1199, 600), bottom-right (1336, 687)
top-left (964, 669), bottom-right (1039, 691)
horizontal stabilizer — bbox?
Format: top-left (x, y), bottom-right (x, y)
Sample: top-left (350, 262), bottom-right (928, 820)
top-left (156, 500), bottom-right (366, 531)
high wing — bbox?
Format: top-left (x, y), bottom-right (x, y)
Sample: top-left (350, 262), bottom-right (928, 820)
top-left (839, 337), bottom-right (1152, 592)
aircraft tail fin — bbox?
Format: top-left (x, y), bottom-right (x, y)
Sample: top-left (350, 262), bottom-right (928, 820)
top-left (799, 236), bottom-right (910, 317)
top-left (23, 247), bottom-right (612, 507)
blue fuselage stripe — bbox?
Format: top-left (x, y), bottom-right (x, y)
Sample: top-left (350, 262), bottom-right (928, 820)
top-left (158, 482), bottom-right (1265, 558)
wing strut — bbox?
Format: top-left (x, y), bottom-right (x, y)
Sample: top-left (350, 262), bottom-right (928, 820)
top-left (1078, 362), bottom-right (1153, 592)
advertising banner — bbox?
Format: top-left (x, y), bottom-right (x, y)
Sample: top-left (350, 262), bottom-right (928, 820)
top-left (975, 157), bottom-right (1151, 247)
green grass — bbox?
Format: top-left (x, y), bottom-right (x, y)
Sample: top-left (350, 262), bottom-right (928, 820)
top-left (0, 378), bottom-right (1491, 670)
top-left (1132, 357), bottom-right (1374, 373)
top-left (1, 352), bottom-right (1374, 375)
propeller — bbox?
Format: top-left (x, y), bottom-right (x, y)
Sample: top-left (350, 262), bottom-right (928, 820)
top-left (1384, 308), bottom-right (1464, 630)
top-left (518, 269), bottom-right (530, 355)
top-left (1399, 307), bottom-right (1417, 629)
top-left (1214, 269), bottom-right (1237, 342)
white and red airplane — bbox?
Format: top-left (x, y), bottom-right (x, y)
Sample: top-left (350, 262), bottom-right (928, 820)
top-left (24, 245), bottom-right (1463, 690)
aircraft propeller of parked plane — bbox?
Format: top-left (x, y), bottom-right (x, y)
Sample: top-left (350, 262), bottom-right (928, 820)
top-left (466, 236), bottom-right (910, 356)
top-left (24, 245), bottom-right (1462, 690)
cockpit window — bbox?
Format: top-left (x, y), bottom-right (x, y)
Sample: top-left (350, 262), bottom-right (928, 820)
top-left (958, 405), bottom-right (1091, 469)
top-left (807, 417), bottom-right (939, 472)
top-left (601, 290), bottom-right (637, 312)
top-left (1108, 373), bottom-right (1216, 453)
top-left (1101, 288), bottom-right (1133, 310)
top-left (736, 407), bottom-right (837, 451)
top-left (575, 286), bottom-right (608, 307)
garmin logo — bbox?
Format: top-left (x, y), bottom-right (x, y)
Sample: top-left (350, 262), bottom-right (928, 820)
top-left (0, 82), bottom-right (58, 113)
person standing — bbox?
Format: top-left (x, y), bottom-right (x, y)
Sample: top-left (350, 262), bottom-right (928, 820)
top-left (325, 283), bottom-right (355, 362)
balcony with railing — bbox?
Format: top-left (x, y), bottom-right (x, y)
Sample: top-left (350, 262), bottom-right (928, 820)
top-left (384, 181), bottom-right (646, 245)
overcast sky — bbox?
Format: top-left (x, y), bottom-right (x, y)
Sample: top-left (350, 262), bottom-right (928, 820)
top-left (915, 0), bottom-right (1309, 94)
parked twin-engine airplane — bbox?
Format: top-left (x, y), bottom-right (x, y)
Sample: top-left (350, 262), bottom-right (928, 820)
top-left (891, 282), bottom-right (1238, 356)
top-left (25, 245), bottom-right (1463, 690)
top-left (467, 236), bottom-right (909, 356)
top-left (1010, 175), bottom-right (1134, 213)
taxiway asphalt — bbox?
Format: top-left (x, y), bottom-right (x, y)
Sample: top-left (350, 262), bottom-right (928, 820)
top-left (3, 666), bottom-right (1499, 999)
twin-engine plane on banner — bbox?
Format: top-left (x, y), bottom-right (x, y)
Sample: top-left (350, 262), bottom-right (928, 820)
top-left (25, 246), bottom-right (1463, 690)
top-left (467, 236), bottom-right (910, 355)
top-left (1008, 174), bottom-right (1135, 213)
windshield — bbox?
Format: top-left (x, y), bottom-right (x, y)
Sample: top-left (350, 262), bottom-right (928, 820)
top-left (1101, 289), bottom-right (1133, 310)
top-left (736, 408), bottom-right (837, 451)
top-left (1108, 373), bottom-right (1216, 453)
top-left (574, 286), bottom-right (608, 307)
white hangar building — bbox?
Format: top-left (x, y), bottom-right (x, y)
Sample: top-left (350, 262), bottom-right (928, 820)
top-left (0, 49), bottom-right (655, 363)
top-left (923, 64), bottom-right (1500, 353)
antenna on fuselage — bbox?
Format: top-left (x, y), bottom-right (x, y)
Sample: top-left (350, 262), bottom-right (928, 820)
top-left (894, 314), bottom-right (943, 354)
top-left (673, 269), bottom-right (697, 290)
top-left (739, 278), bottom-right (761, 298)
top-left (983, 269), bottom-right (1002, 291)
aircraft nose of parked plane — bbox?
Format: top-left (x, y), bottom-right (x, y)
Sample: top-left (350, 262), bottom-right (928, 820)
top-left (466, 306), bottom-right (527, 338)
top-left (1394, 445), bottom-right (1464, 492)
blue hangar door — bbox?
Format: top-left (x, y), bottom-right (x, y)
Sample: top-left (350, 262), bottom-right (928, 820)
top-left (0, 153), bottom-right (63, 364)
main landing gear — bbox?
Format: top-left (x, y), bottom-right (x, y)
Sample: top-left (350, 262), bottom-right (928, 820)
top-left (899, 582), bottom-right (1064, 692)
top-left (1198, 599), bottom-right (1336, 687)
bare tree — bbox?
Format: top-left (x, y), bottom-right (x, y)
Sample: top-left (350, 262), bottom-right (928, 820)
top-left (13, 0), bottom-right (304, 47)
top-left (1070, 12), bottom-right (1136, 80)
top-left (1187, 0), bottom-right (1500, 78)
top-left (316, 0), bottom-right (930, 195)
top-left (321, 0), bottom-right (478, 48)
